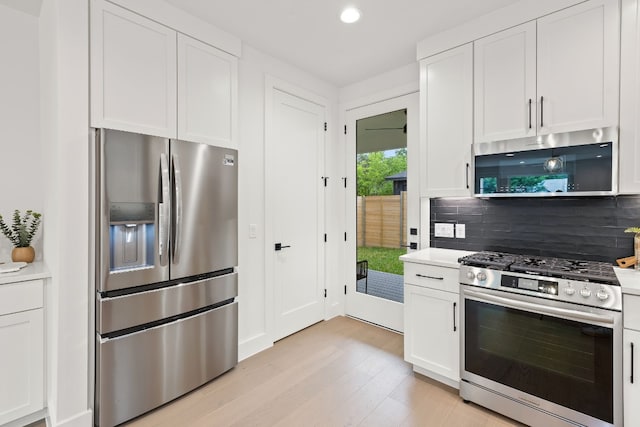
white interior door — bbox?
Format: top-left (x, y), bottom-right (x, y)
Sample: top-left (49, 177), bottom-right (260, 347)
top-left (267, 87), bottom-right (326, 341)
top-left (345, 93), bottom-right (419, 332)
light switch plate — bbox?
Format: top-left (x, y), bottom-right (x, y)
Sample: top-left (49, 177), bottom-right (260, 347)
top-left (434, 223), bottom-right (455, 238)
top-left (456, 224), bottom-right (466, 239)
top-left (249, 224), bottom-right (257, 239)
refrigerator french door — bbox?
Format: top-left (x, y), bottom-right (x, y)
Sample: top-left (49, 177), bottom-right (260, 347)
top-left (94, 129), bottom-right (238, 427)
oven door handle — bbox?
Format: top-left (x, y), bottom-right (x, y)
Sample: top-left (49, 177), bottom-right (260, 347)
top-left (463, 289), bottom-right (616, 325)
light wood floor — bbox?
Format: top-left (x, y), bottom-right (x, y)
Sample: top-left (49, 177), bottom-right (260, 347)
top-left (124, 316), bottom-right (523, 427)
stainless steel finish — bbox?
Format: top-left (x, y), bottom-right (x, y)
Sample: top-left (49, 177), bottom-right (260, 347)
top-left (460, 284), bottom-right (623, 427)
top-left (464, 288), bottom-right (617, 325)
top-left (459, 265), bottom-right (622, 311)
top-left (474, 126), bottom-right (618, 154)
top-left (159, 153), bottom-right (170, 266)
top-left (171, 152), bottom-right (182, 263)
top-left (97, 129), bottom-right (170, 292)
top-left (473, 126), bottom-right (619, 198)
top-left (169, 141), bottom-right (238, 279)
top-left (95, 301), bottom-right (238, 427)
top-left (97, 272), bottom-right (237, 334)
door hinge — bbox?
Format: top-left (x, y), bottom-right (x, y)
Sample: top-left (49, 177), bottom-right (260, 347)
top-left (324, 122), bottom-right (327, 131)
top-left (324, 233), bottom-right (327, 242)
top-left (324, 289), bottom-right (327, 298)
top-left (344, 232), bottom-right (347, 241)
top-left (344, 285), bottom-right (347, 295)
top-left (344, 125), bottom-right (347, 134)
top-left (322, 176), bottom-right (328, 187)
top-left (342, 177), bottom-right (347, 188)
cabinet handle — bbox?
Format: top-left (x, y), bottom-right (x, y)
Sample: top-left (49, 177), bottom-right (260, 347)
top-left (540, 96), bottom-right (544, 128)
top-left (453, 302), bottom-right (457, 332)
top-left (416, 274), bottom-right (443, 280)
top-left (632, 342), bottom-right (635, 384)
top-left (528, 99), bottom-right (532, 129)
top-left (465, 163), bottom-right (470, 189)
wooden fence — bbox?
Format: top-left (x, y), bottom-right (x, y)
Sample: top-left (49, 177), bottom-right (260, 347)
top-left (356, 192), bottom-right (407, 248)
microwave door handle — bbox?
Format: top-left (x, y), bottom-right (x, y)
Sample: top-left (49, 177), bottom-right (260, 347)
top-left (463, 289), bottom-right (616, 325)
top-left (171, 153), bottom-right (183, 264)
top-left (466, 163), bottom-right (470, 189)
top-left (159, 153), bottom-right (170, 266)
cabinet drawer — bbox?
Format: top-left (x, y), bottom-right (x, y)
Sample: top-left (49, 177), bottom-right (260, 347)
top-left (0, 280), bottom-right (43, 315)
top-left (404, 262), bottom-right (459, 293)
top-left (624, 295), bottom-right (640, 331)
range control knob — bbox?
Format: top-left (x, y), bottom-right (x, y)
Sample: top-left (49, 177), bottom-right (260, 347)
top-left (580, 287), bottom-right (592, 298)
top-left (477, 272), bottom-right (487, 281)
top-left (466, 271), bottom-right (476, 280)
top-left (564, 286), bottom-right (576, 296)
top-left (596, 289), bottom-right (610, 301)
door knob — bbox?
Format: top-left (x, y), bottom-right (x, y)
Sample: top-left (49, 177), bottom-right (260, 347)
top-left (275, 243), bottom-right (291, 251)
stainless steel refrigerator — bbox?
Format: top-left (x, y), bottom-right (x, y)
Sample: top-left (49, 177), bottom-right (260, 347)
top-left (93, 129), bottom-right (238, 427)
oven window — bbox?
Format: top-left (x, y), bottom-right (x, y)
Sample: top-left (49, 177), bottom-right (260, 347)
top-left (465, 299), bottom-right (613, 423)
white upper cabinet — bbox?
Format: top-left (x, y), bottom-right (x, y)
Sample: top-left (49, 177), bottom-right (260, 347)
top-left (177, 34), bottom-right (237, 147)
top-left (473, 0), bottom-right (619, 143)
top-left (474, 22), bottom-right (536, 143)
top-left (537, 0), bottom-right (619, 135)
top-left (422, 44), bottom-right (473, 198)
top-left (91, 0), bottom-right (177, 138)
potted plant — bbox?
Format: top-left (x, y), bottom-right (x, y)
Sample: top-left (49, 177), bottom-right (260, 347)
top-left (625, 227), bottom-right (640, 270)
top-left (0, 210), bottom-right (42, 263)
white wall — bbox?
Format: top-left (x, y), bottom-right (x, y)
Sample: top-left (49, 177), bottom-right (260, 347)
top-left (40, 0), bottom-right (92, 426)
top-left (0, 4), bottom-right (43, 262)
top-left (237, 44), bottom-right (339, 360)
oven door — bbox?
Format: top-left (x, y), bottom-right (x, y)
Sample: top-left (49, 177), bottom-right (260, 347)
top-left (461, 286), bottom-right (622, 427)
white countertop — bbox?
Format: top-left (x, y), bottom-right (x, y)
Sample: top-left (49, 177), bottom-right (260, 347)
top-left (0, 261), bottom-right (50, 285)
top-left (614, 266), bottom-right (640, 296)
top-left (400, 247), bottom-right (475, 268)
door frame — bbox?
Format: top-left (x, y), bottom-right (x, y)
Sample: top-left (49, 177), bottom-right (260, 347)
top-left (264, 75), bottom-right (328, 342)
top-left (344, 92), bottom-right (420, 332)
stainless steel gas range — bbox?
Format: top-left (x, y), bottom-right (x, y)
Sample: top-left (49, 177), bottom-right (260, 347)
top-left (458, 251), bottom-right (622, 427)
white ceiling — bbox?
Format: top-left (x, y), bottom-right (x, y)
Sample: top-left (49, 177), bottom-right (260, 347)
top-left (164, 0), bottom-right (520, 87)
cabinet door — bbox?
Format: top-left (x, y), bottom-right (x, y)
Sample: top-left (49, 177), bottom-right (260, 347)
top-left (404, 284), bottom-right (459, 383)
top-left (421, 44), bottom-right (473, 197)
top-left (624, 329), bottom-right (640, 427)
top-left (537, 0), bottom-right (619, 135)
top-left (474, 22), bottom-right (536, 143)
top-left (177, 34), bottom-right (238, 148)
top-left (91, 0), bottom-right (177, 137)
top-left (0, 309), bottom-right (44, 425)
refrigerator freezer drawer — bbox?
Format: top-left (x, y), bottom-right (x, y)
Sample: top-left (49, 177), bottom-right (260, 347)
top-left (97, 272), bottom-right (237, 335)
top-left (95, 301), bottom-right (238, 427)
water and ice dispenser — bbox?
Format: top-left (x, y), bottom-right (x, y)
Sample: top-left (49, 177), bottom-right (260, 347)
top-left (109, 202), bottom-right (155, 272)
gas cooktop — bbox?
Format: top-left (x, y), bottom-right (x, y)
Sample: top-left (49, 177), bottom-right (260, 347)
top-left (458, 251), bottom-right (619, 285)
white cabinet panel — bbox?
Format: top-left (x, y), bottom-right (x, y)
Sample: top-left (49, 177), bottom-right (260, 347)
top-left (91, 0), bottom-right (177, 137)
top-left (177, 34), bottom-right (237, 148)
top-left (474, 21), bottom-right (536, 142)
top-left (0, 309), bottom-right (44, 425)
top-left (404, 284), bottom-right (459, 384)
top-left (421, 44), bottom-right (473, 198)
top-left (624, 329), bottom-right (640, 427)
top-left (537, 0), bottom-right (619, 135)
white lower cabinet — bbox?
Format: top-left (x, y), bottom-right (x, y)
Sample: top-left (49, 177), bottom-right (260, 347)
top-left (0, 280), bottom-right (44, 425)
top-left (624, 329), bottom-right (640, 427)
top-left (403, 262), bottom-right (459, 388)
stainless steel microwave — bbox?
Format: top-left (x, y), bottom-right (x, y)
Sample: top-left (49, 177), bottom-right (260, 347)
top-left (473, 127), bottom-right (618, 197)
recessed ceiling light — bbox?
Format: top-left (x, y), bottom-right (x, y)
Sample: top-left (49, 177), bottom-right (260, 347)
top-left (340, 7), bottom-right (361, 23)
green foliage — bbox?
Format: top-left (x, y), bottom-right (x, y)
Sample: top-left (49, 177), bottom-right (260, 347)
top-left (0, 210), bottom-right (42, 247)
top-left (357, 246), bottom-right (406, 275)
top-left (625, 227), bottom-right (640, 234)
top-left (356, 149), bottom-right (406, 196)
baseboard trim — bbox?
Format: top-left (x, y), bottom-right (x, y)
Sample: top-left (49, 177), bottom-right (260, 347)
top-left (238, 332), bottom-right (272, 362)
top-left (50, 409), bottom-right (92, 427)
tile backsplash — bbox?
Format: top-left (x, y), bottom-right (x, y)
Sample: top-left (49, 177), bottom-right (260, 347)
top-left (429, 196), bottom-right (640, 263)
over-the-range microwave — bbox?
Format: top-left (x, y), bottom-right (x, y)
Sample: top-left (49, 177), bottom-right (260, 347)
top-left (473, 127), bottom-right (618, 197)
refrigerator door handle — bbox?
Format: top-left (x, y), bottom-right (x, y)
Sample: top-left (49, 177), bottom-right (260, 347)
top-left (159, 153), bottom-right (170, 266)
top-left (172, 153), bottom-right (183, 263)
